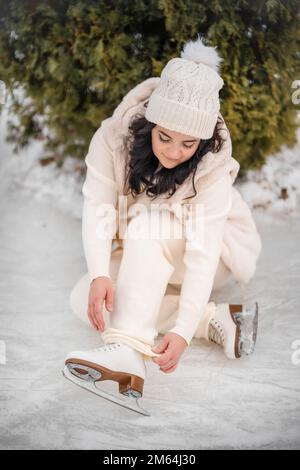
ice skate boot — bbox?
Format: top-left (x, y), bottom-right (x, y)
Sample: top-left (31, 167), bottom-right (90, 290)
top-left (207, 302), bottom-right (258, 359)
top-left (62, 342), bottom-right (150, 416)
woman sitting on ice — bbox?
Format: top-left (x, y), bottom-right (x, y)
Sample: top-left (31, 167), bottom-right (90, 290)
top-left (64, 35), bottom-right (262, 410)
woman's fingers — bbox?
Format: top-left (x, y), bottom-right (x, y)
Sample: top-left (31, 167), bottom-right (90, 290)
top-left (87, 299), bottom-right (104, 331)
top-left (87, 278), bottom-right (112, 331)
top-left (88, 303), bottom-right (98, 330)
top-left (155, 351), bottom-right (172, 367)
top-left (93, 299), bottom-right (104, 330)
top-left (105, 285), bottom-right (114, 312)
top-left (160, 361), bottom-right (176, 371)
top-left (160, 363), bottom-right (177, 374)
top-left (92, 303), bottom-right (101, 330)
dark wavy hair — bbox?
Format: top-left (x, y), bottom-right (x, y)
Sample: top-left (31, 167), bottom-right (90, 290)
top-left (122, 100), bottom-right (227, 201)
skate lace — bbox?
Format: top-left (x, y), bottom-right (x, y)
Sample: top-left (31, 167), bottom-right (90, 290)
top-left (208, 319), bottom-right (225, 347)
top-left (91, 343), bottom-right (122, 353)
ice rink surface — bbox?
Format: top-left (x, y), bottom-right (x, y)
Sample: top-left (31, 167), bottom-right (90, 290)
top-left (0, 111), bottom-right (299, 450)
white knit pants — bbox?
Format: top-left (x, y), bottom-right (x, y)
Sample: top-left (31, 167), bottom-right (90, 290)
top-left (69, 209), bottom-right (232, 358)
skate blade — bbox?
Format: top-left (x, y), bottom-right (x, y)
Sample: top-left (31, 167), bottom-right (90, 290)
top-left (62, 365), bottom-right (151, 417)
top-left (235, 302), bottom-right (259, 356)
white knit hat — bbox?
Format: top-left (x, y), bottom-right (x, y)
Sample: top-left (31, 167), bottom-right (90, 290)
top-left (145, 34), bottom-right (224, 139)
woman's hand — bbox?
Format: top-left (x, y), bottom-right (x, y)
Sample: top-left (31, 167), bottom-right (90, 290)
top-left (151, 332), bottom-right (188, 374)
top-left (87, 276), bottom-right (114, 331)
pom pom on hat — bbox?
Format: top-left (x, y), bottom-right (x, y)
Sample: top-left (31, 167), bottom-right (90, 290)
top-left (180, 33), bottom-right (223, 73)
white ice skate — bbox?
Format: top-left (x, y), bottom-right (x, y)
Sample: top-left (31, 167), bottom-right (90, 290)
top-left (208, 302), bottom-right (259, 359)
top-left (62, 342), bottom-right (150, 416)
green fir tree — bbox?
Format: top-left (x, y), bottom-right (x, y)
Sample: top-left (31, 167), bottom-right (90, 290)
top-left (0, 0), bottom-right (299, 175)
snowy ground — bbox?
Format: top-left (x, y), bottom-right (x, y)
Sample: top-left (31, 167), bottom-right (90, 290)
top-left (0, 106), bottom-right (300, 450)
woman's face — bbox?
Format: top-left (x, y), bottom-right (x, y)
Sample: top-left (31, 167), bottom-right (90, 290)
top-left (151, 125), bottom-right (201, 168)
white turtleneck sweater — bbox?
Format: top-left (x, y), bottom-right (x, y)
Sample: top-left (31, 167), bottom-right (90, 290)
top-left (81, 126), bottom-right (232, 345)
